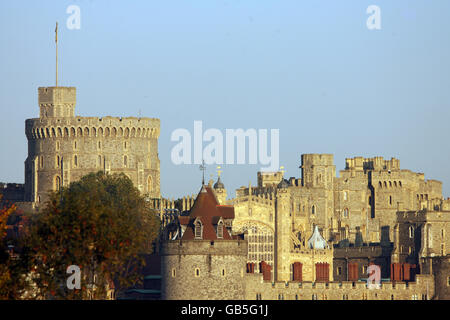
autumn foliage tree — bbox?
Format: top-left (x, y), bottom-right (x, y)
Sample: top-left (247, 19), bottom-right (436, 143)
top-left (0, 195), bottom-right (25, 299)
top-left (27, 172), bottom-right (160, 299)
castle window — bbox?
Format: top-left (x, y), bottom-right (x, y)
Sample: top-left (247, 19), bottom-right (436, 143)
top-left (98, 141), bottom-right (101, 150)
top-left (123, 155), bottom-right (128, 168)
top-left (217, 221), bottom-right (224, 239)
top-left (55, 176), bottom-right (61, 191)
top-left (389, 195), bottom-right (392, 206)
top-left (73, 155), bottom-right (78, 168)
top-left (221, 268), bottom-right (226, 277)
top-left (256, 293), bottom-right (262, 300)
top-left (278, 294), bottom-right (284, 300)
top-left (74, 141), bottom-right (77, 150)
top-left (441, 229), bottom-right (445, 238)
top-left (312, 294), bottom-right (317, 300)
top-left (409, 226), bottom-right (414, 238)
top-left (343, 191), bottom-right (347, 201)
top-left (195, 220), bottom-right (203, 239)
top-left (337, 267), bottom-right (342, 276)
top-left (56, 141), bottom-right (60, 151)
top-left (56, 155), bottom-right (60, 168)
top-left (311, 205), bottom-right (316, 215)
top-left (194, 268), bottom-right (200, 277)
top-left (391, 295), bottom-right (395, 300)
top-left (124, 141), bottom-right (127, 150)
top-left (343, 208), bottom-right (349, 218)
top-left (40, 156), bottom-right (44, 169)
top-left (171, 268), bottom-right (176, 278)
top-left (441, 244), bottom-right (445, 256)
top-left (411, 294), bottom-right (418, 300)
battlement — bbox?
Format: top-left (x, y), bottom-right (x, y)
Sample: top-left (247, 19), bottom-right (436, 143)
top-left (257, 171), bottom-right (283, 188)
top-left (301, 154), bottom-right (334, 166)
top-left (38, 87), bottom-right (76, 104)
top-left (345, 156), bottom-right (400, 171)
top-left (25, 116), bottom-right (160, 140)
top-left (161, 239), bottom-right (248, 256)
top-left (38, 87), bottom-right (76, 118)
top-left (397, 210), bottom-right (450, 223)
top-left (244, 274), bottom-right (435, 300)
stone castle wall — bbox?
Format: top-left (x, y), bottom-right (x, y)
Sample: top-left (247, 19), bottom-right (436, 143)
top-left (160, 240), bottom-right (248, 300)
top-left (244, 273), bottom-right (435, 300)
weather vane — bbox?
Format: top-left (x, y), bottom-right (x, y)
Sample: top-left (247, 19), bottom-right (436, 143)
top-left (199, 160), bottom-right (206, 185)
top-left (216, 165), bottom-right (222, 177)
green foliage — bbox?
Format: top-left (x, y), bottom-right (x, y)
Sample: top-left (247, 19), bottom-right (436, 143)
top-left (27, 172), bottom-right (160, 299)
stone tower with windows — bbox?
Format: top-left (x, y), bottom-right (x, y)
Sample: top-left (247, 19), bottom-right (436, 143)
top-left (24, 86), bottom-right (160, 205)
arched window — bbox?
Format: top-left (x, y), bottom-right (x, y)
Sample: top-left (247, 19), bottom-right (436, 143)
top-left (73, 155), bottom-right (78, 167)
top-left (55, 176), bottom-right (61, 191)
top-left (343, 208), bottom-right (349, 218)
top-left (343, 191), bottom-right (348, 201)
top-left (389, 195), bottom-right (392, 206)
top-left (123, 155), bottom-right (128, 167)
top-left (195, 220), bottom-right (203, 239)
top-left (217, 220), bottom-right (224, 239)
top-left (311, 205), bottom-right (316, 215)
top-left (409, 226), bottom-right (414, 238)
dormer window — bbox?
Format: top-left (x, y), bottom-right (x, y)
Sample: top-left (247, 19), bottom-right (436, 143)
top-left (195, 220), bottom-right (203, 239)
top-left (217, 220), bottom-right (224, 239)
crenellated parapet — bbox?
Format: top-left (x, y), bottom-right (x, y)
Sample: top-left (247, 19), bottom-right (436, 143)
top-left (25, 116), bottom-right (160, 140)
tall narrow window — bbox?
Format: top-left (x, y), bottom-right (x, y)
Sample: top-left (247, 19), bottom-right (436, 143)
top-left (217, 221), bottom-right (224, 239)
top-left (74, 155), bottom-right (78, 167)
top-left (195, 220), bottom-right (203, 239)
top-left (55, 176), bottom-right (61, 191)
top-left (123, 155), bottom-right (128, 168)
top-left (311, 205), bottom-right (316, 215)
top-left (409, 226), bottom-right (414, 238)
top-left (343, 208), bottom-right (349, 218)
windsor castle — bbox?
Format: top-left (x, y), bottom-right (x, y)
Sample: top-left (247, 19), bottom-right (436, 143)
top-left (1, 82), bottom-right (449, 300)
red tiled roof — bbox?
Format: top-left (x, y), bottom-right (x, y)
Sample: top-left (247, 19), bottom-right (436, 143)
top-left (180, 185), bottom-right (235, 241)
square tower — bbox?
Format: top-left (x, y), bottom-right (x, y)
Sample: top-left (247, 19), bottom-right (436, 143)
top-left (38, 86), bottom-right (76, 118)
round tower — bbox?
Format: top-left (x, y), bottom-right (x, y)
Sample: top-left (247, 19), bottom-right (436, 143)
top-left (24, 86), bottom-right (161, 204)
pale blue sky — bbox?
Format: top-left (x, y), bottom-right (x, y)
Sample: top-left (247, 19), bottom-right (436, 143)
top-left (1, 1), bottom-right (449, 199)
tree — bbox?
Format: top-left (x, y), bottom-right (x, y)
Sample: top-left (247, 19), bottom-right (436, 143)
top-left (27, 172), bottom-right (160, 299)
top-left (0, 195), bottom-right (30, 299)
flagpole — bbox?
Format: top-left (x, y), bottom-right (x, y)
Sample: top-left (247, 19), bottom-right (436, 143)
top-left (55, 22), bottom-right (58, 87)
